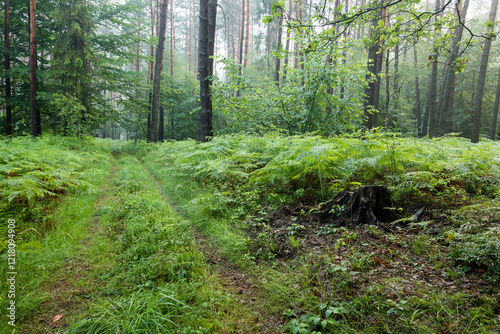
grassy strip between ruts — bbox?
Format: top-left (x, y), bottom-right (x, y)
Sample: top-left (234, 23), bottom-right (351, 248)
top-left (67, 154), bottom-right (262, 333)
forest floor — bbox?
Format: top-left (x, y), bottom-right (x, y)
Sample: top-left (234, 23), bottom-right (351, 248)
top-left (4, 136), bottom-right (500, 334)
top-left (14, 160), bottom-right (119, 333)
top-left (11, 155), bottom-right (285, 333)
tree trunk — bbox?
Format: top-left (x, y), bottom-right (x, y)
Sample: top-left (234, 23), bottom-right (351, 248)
top-left (147, 0), bottom-right (155, 141)
top-left (363, 7), bottom-right (382, 129)
top-left (194, 0), bottom-right (198, 76)
top-left (30, 0), bottom-right (39, 137)
top-left (150, 0), bottom-right (168, 142)
top-left (231, 0), bottom-right (235, 60)
top-left (413, 47), bottom-right (422, 136)
top-left (236, 0), bottom-right (245, 97)
top-left (471, 0), bottom-right (498, 143)
top-left (393, 42), bottom-right (400, 111)
top-left (275, 10), bottom-right (283, 84)
top-left (422, 0), bottom-right (444, 137)
top-left (438, 0), bottom-right (470, 136)
top-left (196, 0), bottom-right (217, 142)
top-left (433, 61), bottom-right (445, 122)
top-left (189, 0), bottom-right (193, 73)
top-left (339, 0), bottom-right (349, 99)
top-left (490, 65), bottom-right (500, 140)
top-left (159, 105), bottom-right (164, 141)
top-left (5, 0), bottom-right (12, 136)
top-left (244, 0), bottom-right (250, 68)
top-left (385, 49), bottom-right (390, 130)
top-left (423, 52), bottom-right (439, 137)
top-left (170, 0), bottom-right (174, 76)
top-left (283, 0), bottom-right (292, 80)
top-left (170, 0), bottom-right (175, 139)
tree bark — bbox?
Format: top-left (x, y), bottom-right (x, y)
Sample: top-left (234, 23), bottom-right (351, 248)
top-left (196, 0), bottom-right (217, 142)
top-left (393, 42), bottom-right (400, 111)
top-left (30, 0), bottom-right (39, 137)
top-left (150, 0), bottom-right (168, 142)
top-left (170, 0), bottom-right (174, 77)
top-left (275, 10), bottom-right (283, 84)
top-left (490, 65), bottom-right (500, 140)
top-left (170, 0), bottom-right (175, 139)
top-left (5, 0), bottom-right (12, 136)
top-left (385, 49), bottom-right (390, 130)
top-left (283, 0), bottom-right (292, 80)
top-left (413, 47), bottom-right (422, 136)
top-left (239, 0), bottom-right (245, 67)
top-left (471, 0), bottom-right (498, 143)
top-left (438, 0), bottom-right (470, 136)
top-left (194, 0), bottom-right (198, 75)
top-left (189, 0), bottom-right (193, 73)
top-left (159, 105), bottom-right (164, 141)
top-left (363, 7), bottom-right (382, 129)
top-left (244, 0), bottom-right (250, 68)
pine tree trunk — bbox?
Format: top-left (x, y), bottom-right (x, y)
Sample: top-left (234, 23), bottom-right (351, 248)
top-left (231, 0), bottom-right (236, 60)
top-left (491, 65), bottom-right (500, 140)
top-left (196, 0), bottom-right (217, 142)
top-left (275, 10), bottom-right (283, 84)
top-left (150, 0), bottom-right (168, 142)
top-left (439, 0), bottom-right (470, 136)
top-left (159, 105), bottom-right (164, 141)
top-left (283, 0), bottom-right (292, 80)
top-left (385, 49), bottom-right (390, 130)
top-left (393, 43), bottom-right (400, 111)
top-left (170, 0), bottom-right (175, 139)
top-left (5, 0), bottom-right (12, 136)
top-left (189, 1), bottom-right (192, 73)
top-left (413, 48), bottom-right (422, 136)
top-left (170, 0), bottom-right (174, 77)
top-left (239, 0), bottom-right (245, 67)
top-left (147, 0), bottom-right (155, 141)
top-left (243, 0), bottom-right (250, 68)
top-left (471, 0), bottom-right (498, 143)
top-left (30, 0), bottom-right (39, 137)
top-left (194, 0), bottom-right (198, 76)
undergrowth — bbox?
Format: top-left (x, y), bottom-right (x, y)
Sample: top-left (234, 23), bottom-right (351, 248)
top-left (69, 155), bottom-right (251, 333)
top-left (141, 132), bottom-right (500, 333)
top-left (0, 135), bottom-right (113, 331)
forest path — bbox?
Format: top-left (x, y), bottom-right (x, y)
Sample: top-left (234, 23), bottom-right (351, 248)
top-left (144, 162), bottom-right (285, 333)
top-left (17, 158), bottom-right (119, 333)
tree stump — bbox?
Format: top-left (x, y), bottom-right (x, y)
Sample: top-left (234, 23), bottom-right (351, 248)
top-left (320, 186), bottom-right (397, 227)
